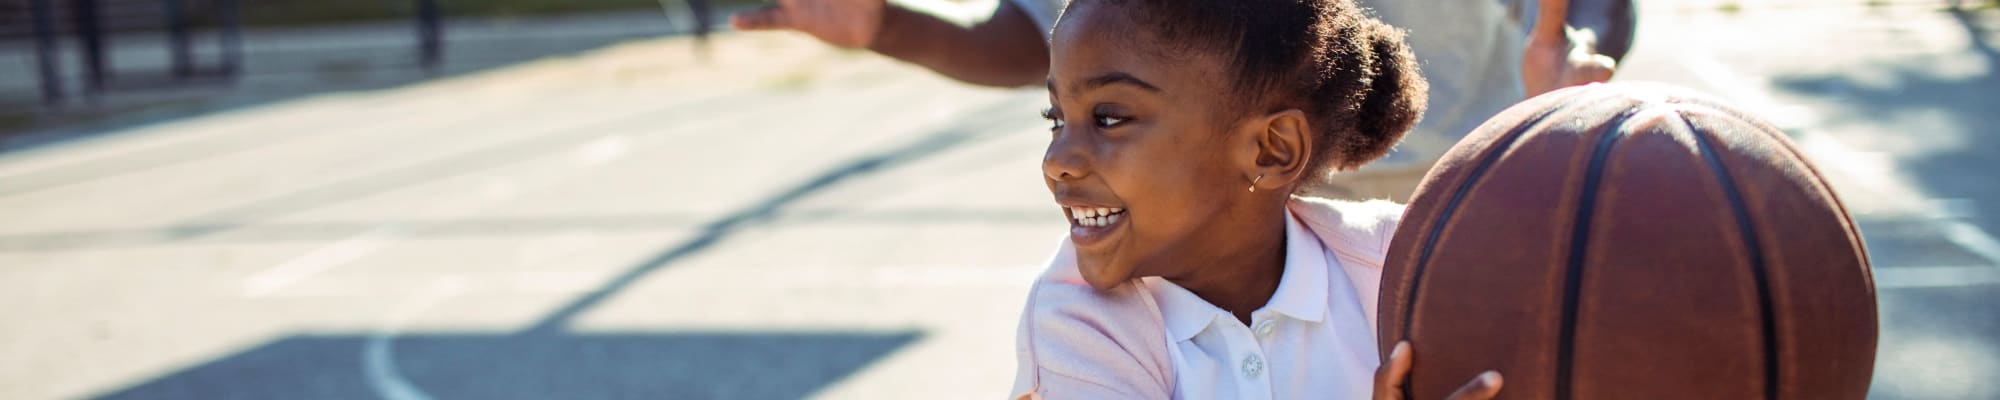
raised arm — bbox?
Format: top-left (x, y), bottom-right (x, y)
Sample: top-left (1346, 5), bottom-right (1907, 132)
top-left (1521, 0), bottom-right (1636, 97)
top-left (732, 0), bottom-right (1050, 87)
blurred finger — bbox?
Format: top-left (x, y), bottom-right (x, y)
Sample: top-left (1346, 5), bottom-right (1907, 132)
top-left (729, 5), bottom-right (791, 31)
top-left (1373, 341), bottom-right (1413, 400)
top-left (1445, 371), bottom-right (1504, 400)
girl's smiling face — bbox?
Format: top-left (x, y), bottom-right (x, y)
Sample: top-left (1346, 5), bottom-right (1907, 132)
top-left (1042, 2), bottom-right (1287, 290)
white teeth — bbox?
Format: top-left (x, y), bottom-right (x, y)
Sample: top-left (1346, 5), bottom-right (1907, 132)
top-left (1066, 206), bottom-right (1126, 227)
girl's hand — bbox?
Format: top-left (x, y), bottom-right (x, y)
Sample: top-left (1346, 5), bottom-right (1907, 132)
top-left (1373, 341), bottom-right (1505, 400)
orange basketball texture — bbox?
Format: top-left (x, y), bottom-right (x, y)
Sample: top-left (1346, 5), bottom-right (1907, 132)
top-left (1378, 83), bottom-right (1877, 399)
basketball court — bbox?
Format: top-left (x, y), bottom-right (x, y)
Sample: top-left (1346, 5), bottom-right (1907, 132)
top-left (0, 2), bottom-right (1994, 398)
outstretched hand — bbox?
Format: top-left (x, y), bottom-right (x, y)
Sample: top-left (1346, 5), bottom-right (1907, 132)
top-left (730, 0), bottom-right (888, 48)
top-left (1374, 341), bottom-right (1505, 400)
top-left (1521, 0), bottom-right (1618, 97)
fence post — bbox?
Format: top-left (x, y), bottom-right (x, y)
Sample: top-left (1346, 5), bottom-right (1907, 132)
top-left (165, 0), bottom-right (192, 78)
top-left (416, 0), bottom-right (442, 71)
top-left (30, 0), bottom-right (63, 106)
top-left (219, 0), bottom-right (243, 76)
top-left (72, 0), bottom-right (107, 95)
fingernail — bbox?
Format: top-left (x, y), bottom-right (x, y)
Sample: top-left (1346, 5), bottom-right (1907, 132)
top-left (1391, 341), bottom-right (1409, 359)
top-left (1480, 371), bottom-right (1502, 386)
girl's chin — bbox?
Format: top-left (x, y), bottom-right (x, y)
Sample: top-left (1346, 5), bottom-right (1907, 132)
top-left (1075, 256), bottom-right (1134, 290)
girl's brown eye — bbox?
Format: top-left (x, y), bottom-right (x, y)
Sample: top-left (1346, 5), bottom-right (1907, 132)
top-left (1041, 108), bottom-right (1066, 132)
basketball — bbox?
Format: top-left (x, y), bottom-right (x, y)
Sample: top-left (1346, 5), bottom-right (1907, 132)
top-left (1378, 83), bottom-right (1878, 399)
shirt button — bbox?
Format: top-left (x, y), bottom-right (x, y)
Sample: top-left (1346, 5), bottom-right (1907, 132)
top-left (1253, 319), bottom-right (1276, 337)
top-left (1242, 354), bottom-right (1265, 378)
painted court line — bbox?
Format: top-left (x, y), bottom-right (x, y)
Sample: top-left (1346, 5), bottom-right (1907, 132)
top-left (1873, 265), bottom-right (2000, 289)
top-left (1941, 220), bottom-right (2000, 267)
top-left (241, 228), bottom-right (401, 297)
top-left (363, 276), bottom-right (466, 400)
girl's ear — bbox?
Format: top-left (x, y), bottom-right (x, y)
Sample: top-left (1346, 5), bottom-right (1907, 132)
top-left (1236, 109), bottom-right (1313, 194)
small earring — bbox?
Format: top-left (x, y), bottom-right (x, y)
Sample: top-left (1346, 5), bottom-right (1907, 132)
top-left (1248, 174), bottom-right (1263, 193)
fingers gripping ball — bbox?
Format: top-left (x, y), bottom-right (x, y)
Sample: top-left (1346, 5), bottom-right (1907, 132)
top-left (1379, 83), bottom-right (1878, 399)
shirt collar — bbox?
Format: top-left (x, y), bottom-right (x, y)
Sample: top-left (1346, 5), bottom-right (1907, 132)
top-left (1154, 211), bottom-right (1332, 342)
top-left (1267, 210), bottom-right (1332, 323)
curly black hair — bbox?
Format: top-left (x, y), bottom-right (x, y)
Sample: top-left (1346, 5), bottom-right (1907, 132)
top-left (1079, 0), bottom-right (1429, 181)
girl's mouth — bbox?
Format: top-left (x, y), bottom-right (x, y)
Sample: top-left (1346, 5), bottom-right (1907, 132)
top-left (1066, 206), bottom-right (1128, 246)
top-left (1067, 206), bottom-right (1126, 227)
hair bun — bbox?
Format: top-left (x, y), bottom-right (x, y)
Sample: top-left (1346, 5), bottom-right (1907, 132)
top-left (1339, 19), bottom-right (1428, 170)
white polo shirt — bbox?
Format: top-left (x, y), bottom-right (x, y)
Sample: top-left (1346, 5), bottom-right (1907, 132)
top-left (1011, 198), bottom-right (1401, 399)
top-left (1147, 211), bottom-right (1380, 399)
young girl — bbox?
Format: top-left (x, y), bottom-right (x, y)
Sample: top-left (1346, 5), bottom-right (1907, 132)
top-left (1012, 0), bottom-right (1499, 398)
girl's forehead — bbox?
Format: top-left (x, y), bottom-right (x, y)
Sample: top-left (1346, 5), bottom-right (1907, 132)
top-left (1049, 1), bottom-right (1133, 54)
top-left (1048, 5), bottom-right (1230, 99)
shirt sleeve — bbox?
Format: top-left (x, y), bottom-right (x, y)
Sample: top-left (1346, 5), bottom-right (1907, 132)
top-left (1011, 241), bottom-right (1176, 399)
top-left (1011, 280), bottom-right (1177, 399)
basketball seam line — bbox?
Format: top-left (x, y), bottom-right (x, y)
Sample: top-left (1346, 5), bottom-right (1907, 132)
top-left (1692, 102), bottom-right (1874, 282)
top-left (1399, 93), bottom-right (1596, 396)
top-left (1554, 106), bottom-right (1644, 400)
top-left (1679, 110), bottom-right (1780, 400)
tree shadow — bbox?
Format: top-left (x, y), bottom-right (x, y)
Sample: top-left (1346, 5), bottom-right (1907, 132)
top-left (1870, 284), bottom-right (2000, 400)
top-left (90, 330), bottom-right (924, 400)
top-left (1766, 8), bottom-right (2000, 400)
top-left (69, 87), bottom-right (1038, 399)
top-left (0, 207), bottom-right (1051, 252)
top-left (1771, 8), bottom-right (2000, 233)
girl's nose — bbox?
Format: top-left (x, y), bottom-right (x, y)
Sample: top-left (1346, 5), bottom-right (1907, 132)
top-left (1043, 129), bottom-right (1091, 181)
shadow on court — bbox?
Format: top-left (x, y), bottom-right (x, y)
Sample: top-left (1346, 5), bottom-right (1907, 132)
top-left (74, 92), bottom-right (1032, 399)
top-left (1773, 8), bottom-right (2000, 234)
top-left (1766, 8), bottom-right (2000, 400)
top-left (92, 331), bottom-right (922, 400)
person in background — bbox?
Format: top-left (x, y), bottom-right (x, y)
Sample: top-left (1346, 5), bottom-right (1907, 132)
top-left (731, 0), bottom-right (1632, 201)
